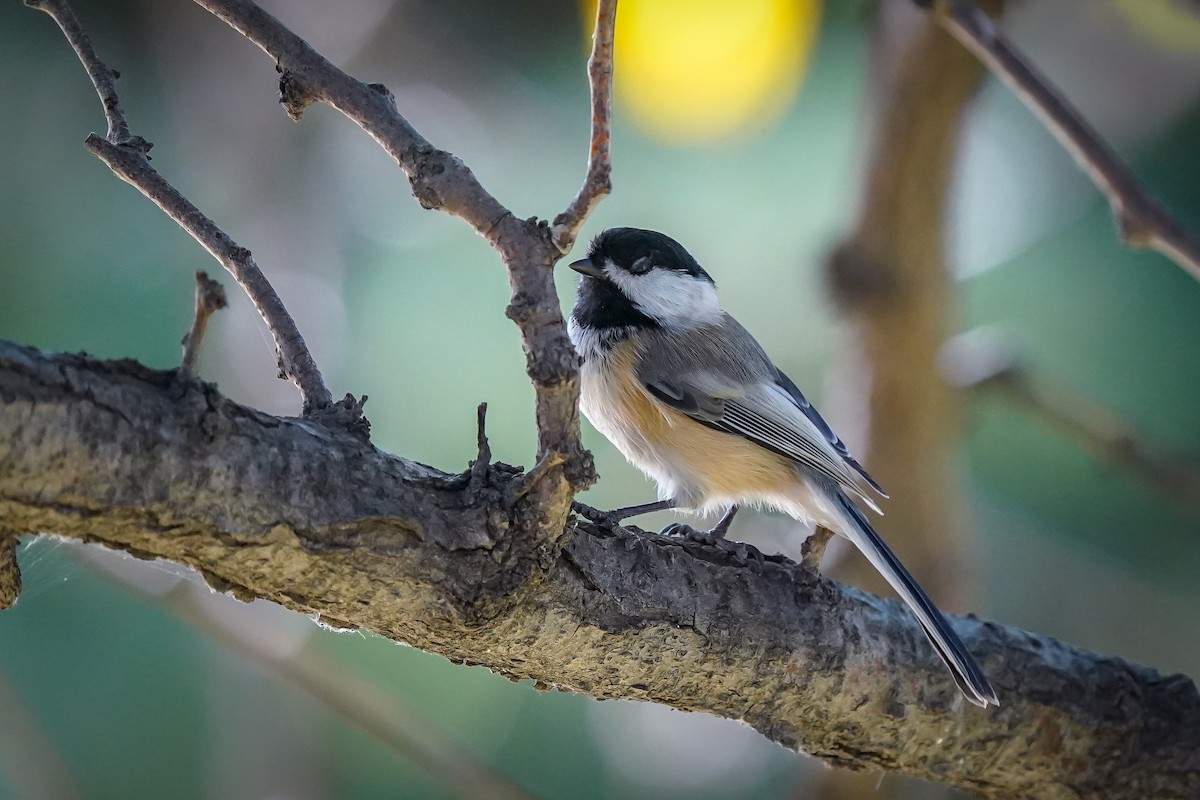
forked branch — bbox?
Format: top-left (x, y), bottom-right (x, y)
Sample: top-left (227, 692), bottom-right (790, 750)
top-left (191, 0), bottom-right (610, 491)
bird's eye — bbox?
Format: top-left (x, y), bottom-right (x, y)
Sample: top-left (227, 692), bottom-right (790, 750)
top-left (629, 256), bottom-right (653, 275)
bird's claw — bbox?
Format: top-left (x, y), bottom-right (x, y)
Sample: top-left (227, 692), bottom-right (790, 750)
top-left (661, 522), bottom-right (722, 544)
top-left (731, 541), bottom-right (766, 571)
top-left (661, 523), bottom-right (765, 570)
top-left (572, 501), bottom-right (621, 526)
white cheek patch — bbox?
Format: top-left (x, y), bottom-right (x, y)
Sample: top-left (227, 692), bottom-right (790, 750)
top-left (603, 260), bottom-right (722, 328)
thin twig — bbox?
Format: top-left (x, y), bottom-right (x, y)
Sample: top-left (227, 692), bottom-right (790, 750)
top-left (922, 0), bottom-right (1200, 282)
top-left (942, 329), bottom-right (1200, 517)
top-left (801, 526), bottom-right (836, 569)
top-left (468, 401), bottom-right (493, 495)
top-left (198, 0), bottom-right (515, 237)
top-left (85, 138), bottom-right (332, 413)
top-left (28, 0), bottom-right (334, 415)
top-left (23, 0), bottom-right (131, 144)
top-left (180, 271), bottom-right (228, 378)
top-left (551, 0), bottom-right (618, 253)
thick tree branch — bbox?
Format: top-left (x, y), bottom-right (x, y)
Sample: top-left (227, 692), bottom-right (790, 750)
top-left (2, 341), bottom-right (1198, 799)
top-left (921, 0), bottom-right (1200, 281)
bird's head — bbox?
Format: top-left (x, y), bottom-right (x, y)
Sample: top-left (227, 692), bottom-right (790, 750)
top-left (569, 227), bottom-right (720, 329)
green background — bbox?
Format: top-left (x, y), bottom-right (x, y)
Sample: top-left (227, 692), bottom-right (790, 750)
top-left (1, 1), bottom-right (1199, 797)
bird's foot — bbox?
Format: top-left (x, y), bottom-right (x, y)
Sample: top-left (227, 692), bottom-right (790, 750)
top-left (660, 524), bottom-right (766, 570)
top-left (732, 541), bottom-right (766, 571)
top-left (571, 501), bottom-right (622, 527)
top-left (661, 522), bottom-right (721, 544)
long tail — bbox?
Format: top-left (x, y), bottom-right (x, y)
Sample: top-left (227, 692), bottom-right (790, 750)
top-left (834, 492), bottom-right (999, 708)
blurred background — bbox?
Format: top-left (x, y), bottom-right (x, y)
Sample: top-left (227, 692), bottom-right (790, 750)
top-left (2, 0), bottom-right (1200, 797)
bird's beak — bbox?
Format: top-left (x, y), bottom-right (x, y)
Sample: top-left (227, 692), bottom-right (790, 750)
top-left (569, 257), bottom-right (605, 279)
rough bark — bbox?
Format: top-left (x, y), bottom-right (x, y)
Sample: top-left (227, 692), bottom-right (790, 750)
top-left (2, 340), bottom-right (1197, 800)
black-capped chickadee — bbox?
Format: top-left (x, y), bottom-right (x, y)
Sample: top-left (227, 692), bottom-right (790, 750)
top-left (568, 227), bottom-right (997, 708)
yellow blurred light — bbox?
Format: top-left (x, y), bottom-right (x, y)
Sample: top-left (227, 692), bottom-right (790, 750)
top-left (1114, 0), bottom-right (1200, 53)
top-left (589, 0), bottom-right (821, 145)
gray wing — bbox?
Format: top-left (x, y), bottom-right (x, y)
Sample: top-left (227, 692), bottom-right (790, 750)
top-left (771, 368), bottom-right (886, 496)
top-left (637, 317), bottom-right (886, 506)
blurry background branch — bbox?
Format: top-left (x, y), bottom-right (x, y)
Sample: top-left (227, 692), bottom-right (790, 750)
top-left (0, 666), bottom-right (80, 800)
top-left (826, 0), bottom-right (1003, 602)
top-left (821, 5), bottom-right (1003, 795)
top-left (943, 328), bottom-right (1200, 519)
top-left (119, 574), bottom-right (534, 800)
top-left (2, 340), bottom-right (1199, 799)
top-left (923, 0), bottom-right (1200, 280)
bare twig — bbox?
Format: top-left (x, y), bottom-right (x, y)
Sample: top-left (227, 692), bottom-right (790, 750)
top-left (85, 138), bottom-right (333, 413)
top-left (23, 0), bottom-right (131, 144)
top-left (28, 0), bottom-right (334, 415)
top-left (180, 271), bottom-right (228, 378)
top-left (469, 402), bottom-right (493, 490)
top-left (147, 581), bottom-right (533, 800)
top-left (800, 525), bottom-right (836, 569)
top-left (552, 0), bottom-right (618, 253)
top-left (922, 0), bottom-right (1200, 281)
top-left (942, 329), bottom-right (1200, 518)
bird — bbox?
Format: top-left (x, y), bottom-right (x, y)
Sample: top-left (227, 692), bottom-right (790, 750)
top-left (566, 226), bottom-right (998, 708)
